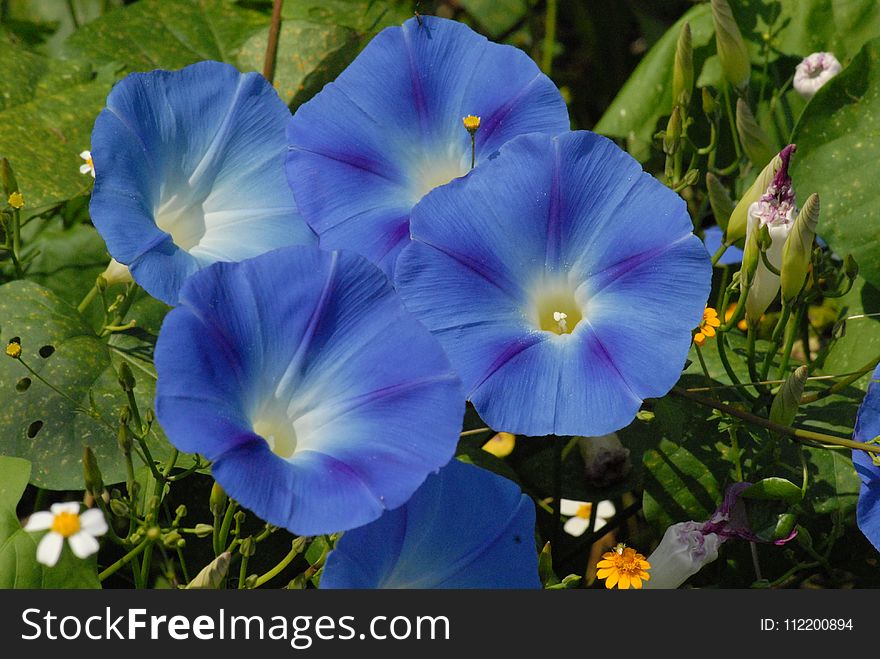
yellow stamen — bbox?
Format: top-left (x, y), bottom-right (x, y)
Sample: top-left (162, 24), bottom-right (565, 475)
top-left (7, 191), bottom-right (24, 209)
top-left (51, 511), bottom-right (81, 538)
top-left (5, 342), bottom-right (21, 359)
top-left (462, 115), bottom-right (481, 132)
top-left (596, 544), bottom-right (651, 590)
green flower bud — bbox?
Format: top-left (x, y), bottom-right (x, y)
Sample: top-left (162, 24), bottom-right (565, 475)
top-left (739, 217), bottom-right (761, 292)
top-left (239, 536), bottom-right (256, 557)
top-left (702, 87), bottom-right (718, 116)
top-left (209, 482), bottom-right (228, 517)
top-left (770, 366), bottom-right (808, 427)
top-left (109, 499), bottom-right (129, 517)
top-left (538, 541), bottom-right (557, 587)
top-left (780, 193), bottom-right (819, 304)
top-left (681, 168), bottom-right (700, 188)
top-left (82, 446), bottom-right (104, 497)
top-left (663, 106), bottom-right (683, 156)
top-left (736, 98), bottom-right (776, 168)
top-left (706, 172), bottom-right (734, 231)
top-left (711, 0), bottom-right (751, 90)
top-left (844, 254), bottom-right (859, 281)
top-left (117, 362), bottom-right (136, 392)
top-left (673, 23), bottom-right (694, 109)
top-left (163, 531), bottom-right (183, 549)
top-left (727, 152), bottom-right (784, 243)
top-left (117, 424), bottom-right (132, 454)
top-left (193, 523), bottom-right (214, 538)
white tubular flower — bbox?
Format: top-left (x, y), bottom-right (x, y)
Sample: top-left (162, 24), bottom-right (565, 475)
top-left (744, 144), bottom-right (797, 324)
top-left (794, 52), bottom-right (842, 100)
top-left (101, 258), bottom-right (133, 286)
top-left (642, 521), bottom-right (725, 589)
top-left (23, 503), bottom-right (108, 567)
top-left (560, 499), bottom-right (615, 537)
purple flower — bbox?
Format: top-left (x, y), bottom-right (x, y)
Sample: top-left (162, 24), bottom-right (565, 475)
top-left (853, 364), bottom-right (880, 551)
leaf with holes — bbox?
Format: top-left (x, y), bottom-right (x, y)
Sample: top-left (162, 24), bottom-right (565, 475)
top-left (0, 281), bottom-right (176, 490)
top-left (63, 0), bottom-right (268, 73)
top-left (0, 456), bottom-right (100, 588)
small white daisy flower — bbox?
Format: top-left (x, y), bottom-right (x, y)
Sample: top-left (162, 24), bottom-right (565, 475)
top-left (23, 502), bottom-right (108, 567)
top-left (793, 52), bottom-right (842, 100)
top-left (560, 498), bottom-right (615, 537)
top-left (79, 150), bottom-right (95, 178)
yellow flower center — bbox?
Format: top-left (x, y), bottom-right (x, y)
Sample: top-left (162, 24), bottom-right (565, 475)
top-left (252, 404), bottom-right (299, 459)
top-left (5, 342), bottom-right (21, 359)
top-left (532, 284), bottom-right (583, 335)
top-left (51, 511), bottom-right (81, 538)
top-left (575, 503), bottom-right (592, 519)
top-left (8, 191), bottom-right (24, 209)
top-left (462, 115), bottom-right (481, 132)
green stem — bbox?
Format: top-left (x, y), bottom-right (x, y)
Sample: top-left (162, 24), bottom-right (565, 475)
top-left (65, 0), bottom-right (80, 28)
top-left (776, 305), bottom-right (803, 379)
top-left (716, 332), bottom-right (754, 403)
top-left (727, 426), bottom-right (744, 481)
top-left (801, 354), bottom-right (880, 404)
top-left (254, 540), bottom-right (303, 588)
top-left (671, 386), bottom-right (880, 454)
top-left (99, 538), bottom-right (151, 582)
top-left (77, 284), bottom-right (98, 315)
top-left (722, 83), bottom-right (743, 163)
top-left (218, 501), bottom-right (237, 554)
top-left (711, 242), bottom-right (730, 266)
top-left (460, 427), bottom-right (491, 438)
top-left (238, 552), bottom-right (250, 589)
top-left (760, 305), bottom-right (791, 380)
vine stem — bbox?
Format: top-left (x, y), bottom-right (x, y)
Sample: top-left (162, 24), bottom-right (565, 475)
top-left (670, 386), bottom-right (880, 454)
top-left (541, 0), bottom-right (557, 75)
top-left (263, 0), bottom-right (284, 84)
top-left (99, 538), bottom-right (151, 582)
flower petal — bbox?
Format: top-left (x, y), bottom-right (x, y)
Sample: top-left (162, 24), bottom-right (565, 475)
top-left (90, 60), bottom-right (315, 305)
top-left (68, 531), bottom-right (100, 559)
top-left (563, 516), bottom-right (590, 537)
top-left (36, 532), bottom-right (64, 567)
top-left (559, 498), bottom-right (585, 517)
top-left (23, 511), bottom-right (54, 532)
top-left (50, 502), bottom-right (80, 516)
top-left (79, 508), bottom-right (108, 537)
top-left (320, 460), bottom-right (540, 589)
top-left (287, 15), bottom-right (568, 277)
top-left (155, 245), bottom-right (463, 535)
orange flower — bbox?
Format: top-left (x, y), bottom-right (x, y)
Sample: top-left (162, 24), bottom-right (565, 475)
top-left (724, 303), bottom-right (749, 332)
top-left (596, 543), bottom-right (651, 589)
top-left (693, 307), bottom-right (721, 347)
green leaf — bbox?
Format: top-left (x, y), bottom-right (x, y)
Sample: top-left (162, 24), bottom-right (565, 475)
top-left (593, 4), bottom-right (714, 161)
top-left (64, 0), bottom-right (268, 72)
top-left (236, 20), bottom-right (359, 109)
top-left (0, 46), bottom-right (110, 209)
top-left (743, 477), bottom-right (803, 504)
top-left (0, 281), bottom-right (175, 489)
top-left (803, 447), bottom-right (860, 517)
top-left (641, 397), bottom-right (729, 530)
top-left (791, 37), bottom-right (880, 287)
top-left (0, 455), bottom-right (100, 588)
top-left (281, 0), bottom-right (412, 35)
top-left (817, 276), bottom-right (880, 389)
top-left (459, 0), bottom-right (529, 38)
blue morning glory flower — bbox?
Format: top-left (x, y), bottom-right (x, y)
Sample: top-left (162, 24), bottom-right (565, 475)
top-left (286, 15), bottom-right (569, 277)
top-left (320, 459), bottom-right (540, 589)
top-left (853, 365), bottom-right (880, 551)
top-left (154, 245), bottom-right (463, 535)
top-left (90, 61), bottom-right (316, 305)
top-left (395, 131), bottom-right (712, 437)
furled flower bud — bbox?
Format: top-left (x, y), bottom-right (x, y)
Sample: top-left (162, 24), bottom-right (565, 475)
top-left (642, 521), bottom-right (724, 589)
top-left (82, 446), bottom-right (104, 498)
top-left (673, 23), bottom-right (694, 109)
top-left (101, 258), bottom-right (133, 286)
top-left (711, 0), bottom-right (751, 90)
top-left (780, 193), bottom-right (819, 304)
top-left (702, 87), bottom-right (718, 116)
top-left (185, 552), bottom-right (232, 589)
top-left (794, 52), bottom-right (842, 100)
top-left (736, 98), bottom-right (776, 168)
top-left (727, 149), bottom-right (788, 244)
top-left (663, 105), bottom-right (683, 155)
top-left (577, 433), bottom-right (631, 488)
top-left (744, 145), bottom-right (797, 324)
top-left (209, 482), bottom-right (228, 517)
top-left (770, 365), bottom-right (809, 427)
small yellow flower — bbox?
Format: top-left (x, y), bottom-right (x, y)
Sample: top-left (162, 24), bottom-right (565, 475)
top-left (5, 341), bottom-right (21, 359)
top-left (482, 431), bottom-right (515, 458)
top-left (462, 115), bottom-right (481, 132)
top-left (596, 543), bottom-right (651, 589)
top-left (693, 306), bottom-right (721, 347)
top-left (7, 191), bottom-right (24, 209)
